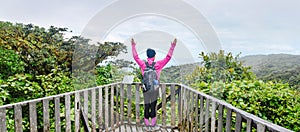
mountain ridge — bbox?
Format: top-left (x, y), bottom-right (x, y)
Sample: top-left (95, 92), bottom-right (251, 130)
top-left (160, 53), bottom-right (300, 89)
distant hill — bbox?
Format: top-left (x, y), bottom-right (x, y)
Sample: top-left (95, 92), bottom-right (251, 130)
top-left (240, 54), bottom-right (300, 89)
top-left (160, 54), bottom-right (300, 90)
top-left (160, 62), bottom-right (201, 83)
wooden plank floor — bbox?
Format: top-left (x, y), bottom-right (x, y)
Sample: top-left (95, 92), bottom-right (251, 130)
top-left (112, 124), bottom-right (179, 132)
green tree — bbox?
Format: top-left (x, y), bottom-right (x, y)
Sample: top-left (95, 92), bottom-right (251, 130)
top-left (186, 50), bottom-right (255, 86)
top-left (0, 21), bottom-right (127, 93)
top-left (0, 22), bottom-right (70, 75)
top-left (96, 64), bottom-right (114, 85)
top-left (185, 50), bottom-right (299, 131)
top-left (0, 46), bottom-right (25, 80)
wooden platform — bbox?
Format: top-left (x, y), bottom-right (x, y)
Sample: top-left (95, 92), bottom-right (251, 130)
top-left (112, 124), bottom-right (179, 132)
top-left (0, 83), bottom-right (293, 132)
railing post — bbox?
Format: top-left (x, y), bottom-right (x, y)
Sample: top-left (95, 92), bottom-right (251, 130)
top-left (205, 98), bottom-right (210, 132)
top-left (0, 108), bottom-right (6, 132)
top-left (192, 92), bottom-right (198, 131)
top-left (195, 94), bottom-right (199, 131)
top-left (14, 104), bottom-right (22, 132)
top-left (235, 113), bottom-right (242, 132)
top-left (75, 92), bottom-right (80, 132)
top-left (199, 96), bottom-right (204, 131)
top-left (257, 123), bottom-right (266, 132)
top-left (29, 102), bottom-right (37, 132)
top-left (116, 84), bottom-right (120, 128)
top-left (186, 88), bottom-right (191, 131)
top-left (65, 94), bottom-right (71, 132)
top-left (171, 84), bottom-right (176, 127)
top-left (135, 84), bottom-right (140, 126)
top-left (55, 97), bottom-right (61, 132)
top-left (217, 104), bottom-right (224, 132)
top-left (177, 85), bottom-right (182, 126)
top-left (187, 89), bottom-right (191, 132)
top-left (225, 107), bottom-right (232, 132)
top-left (120, 84), bottom-right (124, 126)
top-left (161, 84), bottom-right (166, 128)
top-left (110, 85), bottom-right (115, 130)
top-left (84, 90), bottom-right (89, 117)
top-left (246, 118), bottom-right (252, 132)
top-left (105, 86), bottom-right (109, 131)
top-left (181, 85), bottom-right (186, 129)
top-left (91, 89), bottom-right (96, 132)
top-left (186, 89), bottom-right (190, 123)
top-left (43, 99), bottom-right (50, 131)
top-left (98, 87), bottom-right (103, 130)
top-left (127, 84), bottom-right (132, 124)
top-left (190, 91), bottom-right (195, 131)
top-left (211, 101), bottom-right (216, 132)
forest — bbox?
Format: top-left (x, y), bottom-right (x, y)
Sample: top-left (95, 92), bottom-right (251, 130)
top-left (0, 21), bottom-right (299, 131)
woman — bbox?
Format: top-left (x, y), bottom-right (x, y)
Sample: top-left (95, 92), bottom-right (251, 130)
top-left (131, 38), bottom-right (177, 126)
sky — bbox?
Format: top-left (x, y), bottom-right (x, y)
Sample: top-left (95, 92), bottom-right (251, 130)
top-left (1, 0), bottom-right (300, 64)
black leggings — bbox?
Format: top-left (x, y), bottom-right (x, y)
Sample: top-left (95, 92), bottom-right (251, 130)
top-left (143, 89), bottom-right (159, 119)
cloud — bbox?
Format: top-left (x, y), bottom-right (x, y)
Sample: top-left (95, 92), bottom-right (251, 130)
top-left (102, 16), bottom-right (205, 61)
top-left (183, 0), bottom-right (300, 54)
top-left (0, 0), bottom-right (112, 33)
top-left (0, 0), bottom-right (299, 57)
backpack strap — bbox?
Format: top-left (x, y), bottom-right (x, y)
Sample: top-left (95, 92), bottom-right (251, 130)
top-left (151, 62), bottom-right (156, 69)
top-left (145, 61), bottom-right (156, 70)
top-left (145, 61), bottom-right (149, 68)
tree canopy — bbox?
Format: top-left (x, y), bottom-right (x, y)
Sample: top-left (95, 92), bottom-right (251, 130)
top-left (0, 21), bottom-right (127, 104)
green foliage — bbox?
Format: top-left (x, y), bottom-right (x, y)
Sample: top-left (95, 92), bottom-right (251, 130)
top-left (72, 37), bottom-right (127, 72)
top-left (0, 46), bottom-right (25, 79)
top-left (0, 21), bottom-right (127, 77)
top-left (132, 67), bottom-right (143, 83)
top-left (1, 74), bottom-right (43, 103)
top-left (0, 80), bottom-right (10, 106)
top-left (70, 37), bottom-right (127, 89)
top-left (195, 80), bottom-right (300, 131)
top-left (186, 51), bottom-right (299, 131)
top-left (0, 21), bottom-right (127, 101)
top-left (36, 68), bottom-right (74, 96)
top-left (96, 64), bottom-right (113, 85)
top-left (1, 69), bottom-right (73, 104)
top-left (186, 50), bottom-right (255, 85)
top-left (0, 21), bottom-right (71, 75)
top-left (109, 59), bottom-right (135, 69)
top-left (95, 62), bottom-right (140, 85)
top-left (108, 59), bottom-right (143, 83)
top-left (95, 42), bottom-right (127, 65)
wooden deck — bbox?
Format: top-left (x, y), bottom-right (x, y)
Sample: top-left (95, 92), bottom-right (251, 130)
top-left (112, 123), bottom-right (177, 132)
top-left (0, 83), bottom-right (293, 132)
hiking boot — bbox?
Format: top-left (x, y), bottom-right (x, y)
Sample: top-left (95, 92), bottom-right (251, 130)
top-left (151, 117), bottom-right (157, 126)
top-left (144, 118), bottom-right (150, 126)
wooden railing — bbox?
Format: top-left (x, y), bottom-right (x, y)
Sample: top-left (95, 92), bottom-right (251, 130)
top-left (178, 84), bottom-right (292, 132)
top-left (0, 83), bottom-right (292, 132)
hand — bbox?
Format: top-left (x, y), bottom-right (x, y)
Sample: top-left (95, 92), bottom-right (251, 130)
top-left (172, 38), bottom-right (177, 46)
top-left (131, 38), bottom-right (136, 45)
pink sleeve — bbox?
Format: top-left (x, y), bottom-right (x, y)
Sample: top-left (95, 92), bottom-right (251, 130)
top-left (156, 43), bottom-right (176, 69)
top-left (132, 41), bottom-right (145, 69)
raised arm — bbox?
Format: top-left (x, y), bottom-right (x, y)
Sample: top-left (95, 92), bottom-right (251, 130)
top-left (156, 38), bottom-right (177, 69)
top-left (131, 38), bottom-right (145, 67)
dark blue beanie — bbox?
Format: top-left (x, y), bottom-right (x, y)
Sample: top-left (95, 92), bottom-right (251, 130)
top-left (146, 48), bottom-right (156, 58)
